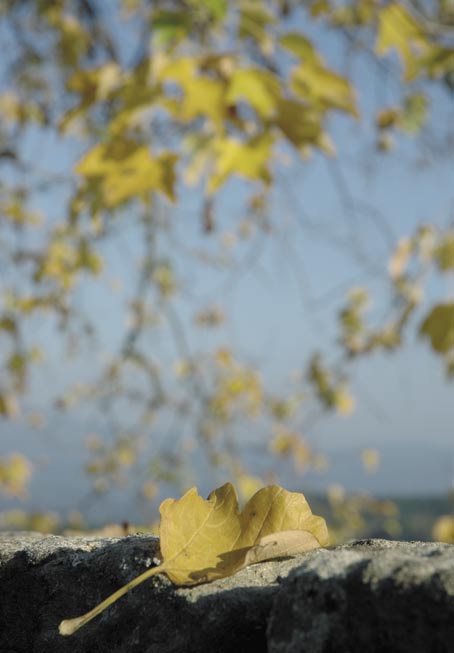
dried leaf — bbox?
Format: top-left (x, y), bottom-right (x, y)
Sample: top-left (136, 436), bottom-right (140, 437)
top-left (59, 483), bottom-right (328, 636)
top-left (243, 529), bottom-right (321, 566)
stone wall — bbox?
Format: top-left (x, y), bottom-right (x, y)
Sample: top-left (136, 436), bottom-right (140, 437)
top-left (0, 533), bottom-right (453, 652)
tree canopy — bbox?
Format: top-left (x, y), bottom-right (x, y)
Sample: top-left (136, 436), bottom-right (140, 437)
top-left (0, 0), bottom-right (453, 529)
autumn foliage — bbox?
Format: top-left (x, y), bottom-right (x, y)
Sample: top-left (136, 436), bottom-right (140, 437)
top-left (0, 1), bottom-right (453, 534)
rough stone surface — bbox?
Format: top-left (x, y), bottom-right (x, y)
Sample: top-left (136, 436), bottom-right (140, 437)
top-left (0, 534), bottom-right (452, 652)
top-left (0, 531), bottom-right (303, 652)
top-left (268, 539), bottom-right (454, 653)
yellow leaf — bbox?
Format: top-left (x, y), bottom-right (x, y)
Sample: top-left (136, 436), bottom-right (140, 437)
top-left (376, 107), bottom-right (401, 130)
top-left (159, 57), bottom-right (227, 127)
top-left (270, 432), bottom-right (296, 455)
top-left (432, 515), bottom-right (454, 543)
top-left (236, 473), bottom-right (263, 501)
top-left (377, 132), bottom-right (394, 152)
top-left (61, 63), bottom-right (122, 132)
top-left (376, 4), bottom-right (429, 80)
top-left (151, 9), bottom-right (191, 46)
top-left (48, 10), bottom-right (90, 67)
top-left (419, 47), bottom-right (454, 80)
top-left (361, 448), bottom-right (380, 474)
top-left (179, 76), bottom-right (226, 126)
top-left (419, 303), bottom-right (454, 354)
top-left (0, 92), bottom-right (45, 125)
top-left (279, 32), bottom-right (322, 65)
top-left (243, 530), bottom-right (321, 565)
top-left (291, 61), bottom-right (358, 117)
top-left (434, 232), bottom-right (454, 271)
top-left (308, 354), bottom-right (354, 414)
top-left (333, 387), bottom-right (355, 415)
top-left (152, 262), bottom-right (177, 297)
top-left (0, 453), bottom-right (32, 497)
top-left (173, 358), bottom-right (193, 378)
top-left (183, 134), bottom-right (214, 186)
top-left (67, 63), bottom-right (121, 101)
top-left (208, 134), bottom-right (273, 192)
top-left (0, 394), bottom-right (19, 419)
top-left (215, 347), bottom-right (233, 366)
top-left (269, 429), bottom-right (311, 471)
top-left (284, 34), bottom-right (357, 117)
top-left (76, 141), bottom-right (177, 205)
top-left (309, 0), bottom-right (331, 17)
top-left (401, 93), bottom-right (428, 134)
top-left (1, 202), bottom-right (42, 226)
top-left (162, 483), bottom-right (328, 580)
top-left (274, 99), bottom-right (327, 151)
top-left (59, 483), bottom-right (328, 635)
top-left (238, 2), bottom-right (276, 54)
top-left (226, 68), bottom-right (281, 118)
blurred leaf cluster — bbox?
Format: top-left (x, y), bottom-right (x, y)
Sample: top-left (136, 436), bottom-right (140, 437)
top-left (0, 0), bottom-right (453, 537)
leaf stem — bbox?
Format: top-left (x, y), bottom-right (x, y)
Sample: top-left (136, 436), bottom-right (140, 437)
top-left (59, 564), bottom-right (165, 636)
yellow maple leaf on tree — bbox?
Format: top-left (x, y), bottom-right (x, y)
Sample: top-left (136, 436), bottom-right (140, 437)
top-left (208, 134), bottom-right (274, 192)
top-left (376, 3), bottom-right (430, 80)
top-left (158, 56), bottom-right (229, 128)
top-left (226, 68), bottom-right (281, 118)
top-left (76, 140), bottom-right (177, 206)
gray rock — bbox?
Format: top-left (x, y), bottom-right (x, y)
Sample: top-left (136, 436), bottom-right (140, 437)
top-left (1, 534), bottom-right (453, 652)
top-left (268, 538), bottom-right (454, 653)
top-left (0, 531), bottom-right (304, 652)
